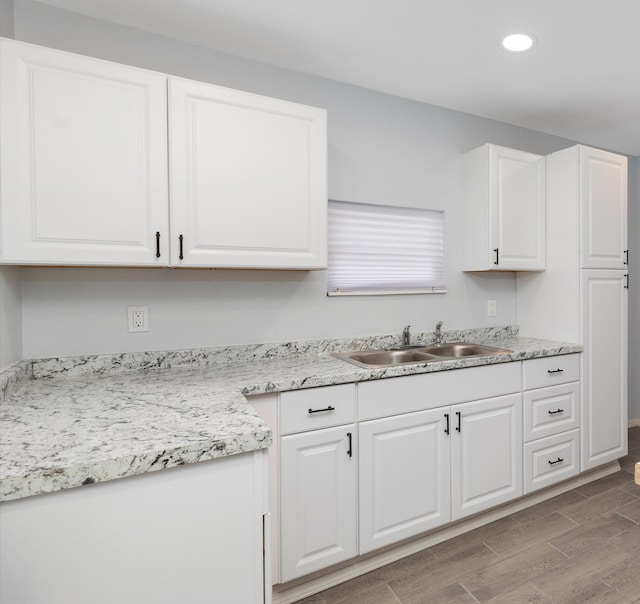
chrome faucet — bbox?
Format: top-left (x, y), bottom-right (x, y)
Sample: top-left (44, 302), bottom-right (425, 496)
top-left (433, 321), bottom-right (443, 345)
top-left (402, 325), bottom-right (411, 346)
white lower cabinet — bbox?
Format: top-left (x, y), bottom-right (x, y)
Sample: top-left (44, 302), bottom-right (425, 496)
top-left (522, 354), bottom-right (581, 494)
top-left (0, 451), bottom-right (269, 604)
top-left (451, 394), bottom-right (523, 520)
top-left (278, 385), bottom-right (358, 583)
top-left (359, 408), bottom-right (451, 554)
top-left (357, 363), bottom-right (523, 556)
top-left (359, 393), bottom-right (522, 552)
top-left (272, 357), bottom-right (590, 586)
top-left (280, 425), bottom-right (357, 582)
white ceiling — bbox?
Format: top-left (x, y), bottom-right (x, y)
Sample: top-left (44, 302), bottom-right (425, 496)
top-left (37, 0), bottom-right (640, 156)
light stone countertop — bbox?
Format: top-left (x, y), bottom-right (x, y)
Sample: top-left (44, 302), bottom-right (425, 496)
top-left (0, 328), bottom-right (582, 502)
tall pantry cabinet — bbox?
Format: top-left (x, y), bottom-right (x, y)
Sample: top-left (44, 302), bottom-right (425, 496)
top-left (517, 145), bottom-right (628, 471)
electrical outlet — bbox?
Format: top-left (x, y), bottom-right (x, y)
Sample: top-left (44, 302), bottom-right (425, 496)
top-left (487, 299), bottom-right (497, 317)
top-left (128, 306), bottom-right (149, 333)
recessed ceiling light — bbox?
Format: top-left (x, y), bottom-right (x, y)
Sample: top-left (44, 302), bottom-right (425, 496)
top-left (500, 32), bottom-right (537, 53)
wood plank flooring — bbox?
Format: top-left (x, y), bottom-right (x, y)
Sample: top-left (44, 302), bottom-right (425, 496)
top-left (295, 427), bottom-right (640, 603)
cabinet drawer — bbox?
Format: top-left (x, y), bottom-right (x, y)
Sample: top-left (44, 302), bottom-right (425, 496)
top-left (523, 383), bottom-right (580, 442)
top-left (524, 429), bottom-right (580, 494)
top-left (522, 354), bottom-right (580, 390)
top-left (280, 384), bottom-right (356, 435)
top-left (358, 362), bottom-right (521, 421)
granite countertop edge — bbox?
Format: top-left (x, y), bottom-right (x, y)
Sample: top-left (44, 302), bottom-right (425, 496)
top-left (0, 329), bottom-right (582, 502)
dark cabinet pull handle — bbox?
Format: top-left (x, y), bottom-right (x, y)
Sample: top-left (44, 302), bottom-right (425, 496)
top-left (179, 235), bottom-right (184, 260)
top-left (308, 406), bottom-right (335, 414)
top-left (444, 413), bottom-right (450, 435)
top-left (548, 408), bottom-right (564, 415)
top-left (455, 411), bottom-right (461, 433)
top-left (493, 248), bottom-right (499, 265)
top-left (346, 432), bottom-right (353, 458)
top-left (624, 249), bottom-right (628, 265)
top-left (547, 368), bottom-right (564, 374)
top-left (624, 274), bottom-right (629, 289)
top-left (548, 457), bottom-right (564, 465)
top-left (155, 232), bottom-right (161, 258)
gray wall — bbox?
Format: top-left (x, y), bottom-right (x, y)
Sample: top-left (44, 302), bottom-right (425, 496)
top-left (0, 0), bottom-right (14, 37)
top-left (3, 0), bottom-right (638, 421)
top-left (0, 267), bottom-right (22, 370)
top-left (0, 0), bottom-right (18, 370)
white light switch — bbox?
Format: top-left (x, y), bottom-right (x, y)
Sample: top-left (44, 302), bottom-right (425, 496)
top-left (487, 299), bottom-right (497, 317)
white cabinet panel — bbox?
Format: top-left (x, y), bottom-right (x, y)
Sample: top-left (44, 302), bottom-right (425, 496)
top-left (169, 77), bottom-right (327, 269)
top-left (0, 451), bottom-right (268, 604)
top-left (579, 147), bottom-right (628, 269)
top-left (0, 38), bottom-right (169, 265)
top-left (581, 270), bottom-right (628, 469)
top-left (451, 394), bottom-right (523, 521)
top-left (359, 409), bottom-right (450, 554)
top-left (358, 362), bottom-right (521, 421)
top-left (463, 144), bottom-right (545, 271)
top-left (280, 425), bottom-right (357, 582)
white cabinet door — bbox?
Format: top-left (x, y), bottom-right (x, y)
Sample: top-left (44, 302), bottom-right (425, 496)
top-left (169, 77), bottom-right (327, 269)
top-left (451, 394), bottom-right (523, 521)
top-left (579, 147), bottom-right (628, 269)
top-left (463, 144), bottom-right (545, 271)
top-left (0, 39), bottom-right (169, 266)
top-left (359, 409), bottom-right (451, 554)
top-left (490, 145), bottom-right (546, 271)
top-left (280, 424), bottom-right (357, 582)
top-left (581, 270), bottom-right (628, 470)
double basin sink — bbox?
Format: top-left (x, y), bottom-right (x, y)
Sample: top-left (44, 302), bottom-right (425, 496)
top-left (333, 342), bottom-right (511, 369)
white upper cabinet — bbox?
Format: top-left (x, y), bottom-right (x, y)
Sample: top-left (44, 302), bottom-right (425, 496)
top-left (462, 144), bottom-right (546, 271)
top-left (0, 38), bottom-right (169, 266)
top-left (169, 78), bottom-right (327, 269)
top-left (0, 39), bottom-right (328, 269)
top-left (579, 146), bottom-right (628, 269)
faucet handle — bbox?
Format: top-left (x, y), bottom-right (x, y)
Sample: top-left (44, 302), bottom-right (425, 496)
top-left (402, 325), bottom-right (411, 345)
top-left (434, 321), bottom-right (443, 345)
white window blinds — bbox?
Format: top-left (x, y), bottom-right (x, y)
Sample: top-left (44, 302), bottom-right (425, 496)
top-left (327, 200), bottom-right (446, 295)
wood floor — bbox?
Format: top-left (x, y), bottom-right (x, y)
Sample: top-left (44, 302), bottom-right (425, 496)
top-left (295, 427), bottom-right (640, 604)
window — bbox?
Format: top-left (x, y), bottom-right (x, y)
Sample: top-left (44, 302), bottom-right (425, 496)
top-left (327, 200), bottom-right (446, 296)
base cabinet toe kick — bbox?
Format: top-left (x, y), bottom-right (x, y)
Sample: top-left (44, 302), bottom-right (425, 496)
top-left (250, 352), bottom-right (627, 599)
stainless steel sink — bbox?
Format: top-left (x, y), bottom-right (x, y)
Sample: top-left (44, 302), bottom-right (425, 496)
top-left (420, 342), bottom-right (511, 358)
top-left (333, 342), bottom-right (511, 368)
top-left (335, 349), bottom-right (436, 368)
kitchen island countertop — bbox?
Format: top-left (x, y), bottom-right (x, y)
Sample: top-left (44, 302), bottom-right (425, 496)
top-left (0, 329), bottom-right (581, 502)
